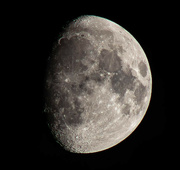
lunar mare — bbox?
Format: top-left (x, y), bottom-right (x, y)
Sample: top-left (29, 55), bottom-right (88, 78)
top-left (44, 15), bottom-right (152, 153)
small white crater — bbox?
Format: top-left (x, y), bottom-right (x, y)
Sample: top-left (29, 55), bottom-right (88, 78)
top-left (83, 127), bottom-right (88, 131)
top-left (55, 98), bottom-right (60, 104)
top-left (65, 78), bottom-right (69, 82)
top-left (78, 96), bottom-right (83, 100)
top-left (131, 69), bottom-right (138, 77)
top-left (99, 100), bottom-right (103, 104)
top-left (110, 97), bottom-right (115, 102)
top-left (107, 104), bottom-right (111, 108)
top-left (144, 96), bottom-right (148, 102)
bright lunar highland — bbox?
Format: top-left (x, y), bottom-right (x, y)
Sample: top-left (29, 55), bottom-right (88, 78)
top-left (44, 15), bottom-right (152, 153)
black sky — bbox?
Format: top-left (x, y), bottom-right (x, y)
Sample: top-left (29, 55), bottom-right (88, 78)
top-left (22, 3), bottom-right (175, 169)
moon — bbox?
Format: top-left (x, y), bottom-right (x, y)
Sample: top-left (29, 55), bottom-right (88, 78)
top-left (44, 15), bottom-right (152, 153)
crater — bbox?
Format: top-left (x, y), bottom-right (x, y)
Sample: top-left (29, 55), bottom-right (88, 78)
top-left (138, 61), bottom-right (147, 77)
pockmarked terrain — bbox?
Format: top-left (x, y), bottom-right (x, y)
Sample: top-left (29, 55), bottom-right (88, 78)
top-left (44, 15), bottom-right (152, 153)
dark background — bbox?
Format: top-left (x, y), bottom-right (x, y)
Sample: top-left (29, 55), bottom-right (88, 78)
top-left (19, 2), bottom-right (176, 169)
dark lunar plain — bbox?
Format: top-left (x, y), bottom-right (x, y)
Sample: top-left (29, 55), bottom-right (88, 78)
top-left (23, 4), bottom-right (175, 169)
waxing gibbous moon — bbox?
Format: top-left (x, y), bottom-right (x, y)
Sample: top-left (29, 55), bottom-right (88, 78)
top-left (44, 15), bottom-right (152, 153)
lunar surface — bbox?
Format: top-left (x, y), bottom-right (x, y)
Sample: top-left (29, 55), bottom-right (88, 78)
top-left (44, 15), bottom-right (152, 153)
